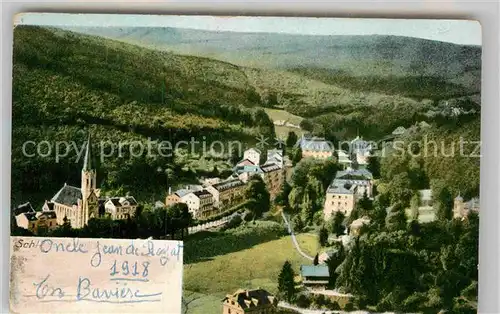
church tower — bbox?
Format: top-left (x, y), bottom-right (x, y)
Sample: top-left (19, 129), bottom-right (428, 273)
top-left (80, 133), bottom-right (98, 227)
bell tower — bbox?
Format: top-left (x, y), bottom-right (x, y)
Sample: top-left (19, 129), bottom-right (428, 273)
top-left (80, 133), bottom-right (97, 227)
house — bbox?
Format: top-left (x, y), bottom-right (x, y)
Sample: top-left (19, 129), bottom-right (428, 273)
top-left (323, 182), bottom-right (357, 219)
top-left (318, 249), bottom-right (338, 265)
top-left (206, 178), bottom-right (246, 209)
top-left (349, 216), bottom-right (371, 236)
top-left (349, 136), bottom-right (373, 165)
top-left (243, 148), bottom-right (261, 166)
top-left (336, 150), bottom-right (352, 169)
top-left (453, 195), bottom-right (480, 219)
top-left (234, 164), bottom-right (263, 183)
top-left (222, 288), bottom-right (278, 314)
top-left (418, 189), bottom-right (433, 207)
top-left (15, 202), bottom-right (58, 235)
top-left (300, 265), bottom-right (330, 290)
top-left (104, 196), bottom-right (138, 220)
top-left (297, 135), bottom-right (333, 159)
top-left (392, 126), bottom-right (406, 136)
top-left (260, 163), bottom-right (284, 198)
top-left (266, 149), bottom-right (284, 167)
top-left (203, 177), bottom-right (221, 187)
top-left (181, 189), bottom-right (215, 219)
top-left (165, 189), bottom-right (191, 206)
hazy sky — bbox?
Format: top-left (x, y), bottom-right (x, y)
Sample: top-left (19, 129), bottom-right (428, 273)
top-left (17, 13), bottom-right (481, 46)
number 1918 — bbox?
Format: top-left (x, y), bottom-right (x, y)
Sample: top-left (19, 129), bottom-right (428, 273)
top-left (110, 260), bottom-right (150, 278)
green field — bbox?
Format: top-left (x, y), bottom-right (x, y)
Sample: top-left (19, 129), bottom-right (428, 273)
top-left (263, 108), bottom-right (306, 138)
top-left (182, 222), bottom-right (320, 314)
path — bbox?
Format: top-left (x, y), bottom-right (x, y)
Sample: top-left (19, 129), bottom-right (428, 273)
top-left (187, 213), bottom-right (235, 234)
top-left (281, 211), bottom-right (314, 261)
top-left (278, 302), bottom-right (369, 314)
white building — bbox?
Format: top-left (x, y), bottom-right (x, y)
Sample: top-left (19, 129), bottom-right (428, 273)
top-left (243, 148), bottom-right (261, 166)
top-left (104, 196), bottom-right (138, 220)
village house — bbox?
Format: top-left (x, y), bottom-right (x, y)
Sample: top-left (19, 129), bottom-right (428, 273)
top-left (266, 149), bottom-right (284, 167)
top-left (350, 136), bottom-right (373, 166)
top-left (222, 288), bottom-right (278, 314)
top-left (392, 126), bottom-right (406, 136)
top-left (165, 188), bottom-right (191, 206)
top-left (104, 196), bottom-right (138, 220)
top-left (181, 189), bottom-right (215, 219)
top-left (349, 216), bottom-right (371, 236)
top-left (243, 148), bottom-right (261, 166)
top-left (260, 162), bottom-right (283, 199)
top-left (453, 194), bottom-right (480, 219)
top-left (323, 182), bottom-right (357, 219)
top-left (234, 163), bottom-right (263, 183)
top-left (14, 203), bottom-right (58, 234)
top-left (206, 178), bottom-right (246, 209)
top-left (297, 135), bottom-right (334, 159)
top-left (323, 168), bottom-right (374, 220)
top-left (336, 149), bottom-right (352, 169)
top-left (300, 265), bottom-right (330, 290)
top-left (418, 189), bottom-right (433, 207)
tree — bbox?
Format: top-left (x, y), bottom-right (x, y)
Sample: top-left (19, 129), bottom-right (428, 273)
top-left (245, 175), bottom-right (271, 218)
top-left (286, 131), bottom-right (298, 148)
top-left (293, 215), bottom-right (305, 232)
top-left (288, 187), bottom-right (303, 214)
top-left (357, 190), bottom-right (373, 213)
top-left (291, 147), bottom-right (302, 166)
top-left (318, 226), bottom-right (329, 247)
top-left (275, 181), bottom-right (292, 208)
top-left (387, 172), bottom-right (413, 207)
top-left (300, 119), bottom-right (314, 132)
top-left (436, 187), bottom-right (453, 222)
top-left (301, 188), bottom-right (314, 225)
top-left (278, 261), bottom-right (296, 303)
top-left (229, 146), bottom-right (241, 166)
top-left (410, 192), bottom-right (420, 220)
top-left (330, 211), bottom-right (345, 237)
top-left (385, 202), bottom-right (407, 232)
top-left (313, 253), bottom-right (319, 265)
top-left (367, 151), bottom-right (381, 178)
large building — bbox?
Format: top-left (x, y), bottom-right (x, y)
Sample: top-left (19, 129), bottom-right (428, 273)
top-left (260, 162), bottom-right (283, 199)
top-left (297, 135), bottom-right (334, 159)
top-left (206, 178), bottom-right (246, 209)
top-left (349, 136), bottom-right (373, 166)
top-left (181, 190), bottom-right (215, 219)
top-left (43, 134), bottom-right (137, 229)
top-left (323, 167), bottom-right (373, 220)
top-left (222, 289), bottom-right (278, 314)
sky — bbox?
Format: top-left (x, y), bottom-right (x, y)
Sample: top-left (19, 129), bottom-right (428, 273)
top-left (16, 13), bottom-right (481, 46)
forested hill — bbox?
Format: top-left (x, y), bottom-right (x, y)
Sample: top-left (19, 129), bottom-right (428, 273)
top-left (11, 26), bottom-right (274, 206)
top-left (66, 26), bottom-right (481, 101)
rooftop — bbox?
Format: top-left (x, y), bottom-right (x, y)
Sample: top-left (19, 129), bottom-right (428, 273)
top-left (14, 202), bottom-right (35, 216)
top-left (297, 136), bottom-right (333, 152)
top-left (51, 184), bottom-right (82, 207)
top-left (192, 190), bottom-right (213, 198)
top-left (300, 265), bottom-right (330, 278)
top-left (212, 178), bottom-right (245, 191)
top-left (336, 167), bottom-right (373, 180)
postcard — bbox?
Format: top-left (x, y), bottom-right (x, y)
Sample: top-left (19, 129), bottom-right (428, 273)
top-left (11, 13), bottom-right (481, 314)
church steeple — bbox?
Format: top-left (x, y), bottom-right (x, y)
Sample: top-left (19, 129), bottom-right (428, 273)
top-left (82, 133), bottom-right (93, 172)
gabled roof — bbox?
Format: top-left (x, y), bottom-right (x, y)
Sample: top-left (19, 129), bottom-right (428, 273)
top-left (297, 136), bottom-right (333, 152)
top-left (300, 265), bottom-right (330, 277)
top-left (336, 167), bottom-right (373, 180)
top-left (327, 182), bottom-right (357, 195)
top-left (222, 288), bottom-right (277, 309)
top-left (236, 159), bottom-right (256, 167)
top-left (211, 178), bottom-right (245, 191)
top-left (107, 196), bottom-right (138, 207)
top-left (23, 212), bottom-right (38, 221)
top-left (37, 211), bottom-right (57, 219)
top-left (14, 202), bottom-right (35, 216)
top-left (192, 190), bottom-right (213, 198)
top-left (260, 163), bottom-right (281, 173)
top-left (174, 189), bottom-right (191, 198)
top-left (244, 147), bottom-right (261, 155)
top-left (51, 184), bottom-right (82, 207)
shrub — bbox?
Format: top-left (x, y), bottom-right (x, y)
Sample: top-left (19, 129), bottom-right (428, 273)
top-left (295, 294), bottom-right (311, 308)
top-left (344, 301), bottom-right (355, 311)
top-left (329, 301), bottom-right (341, 310)
top-left (243, 210), bottom-right (254, 222)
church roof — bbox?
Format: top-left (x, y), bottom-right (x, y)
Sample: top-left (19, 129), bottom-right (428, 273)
top-left (51, 184), bottom-right (82, 207)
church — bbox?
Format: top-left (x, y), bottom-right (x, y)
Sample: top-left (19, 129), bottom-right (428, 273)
top-left (42, 134), bottom-right (137, 229)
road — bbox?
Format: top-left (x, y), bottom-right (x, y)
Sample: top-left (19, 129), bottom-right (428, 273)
top-left (279, 301), bottom-right (370, 314)
top-left (281, 211), bottom-right (314, 261)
